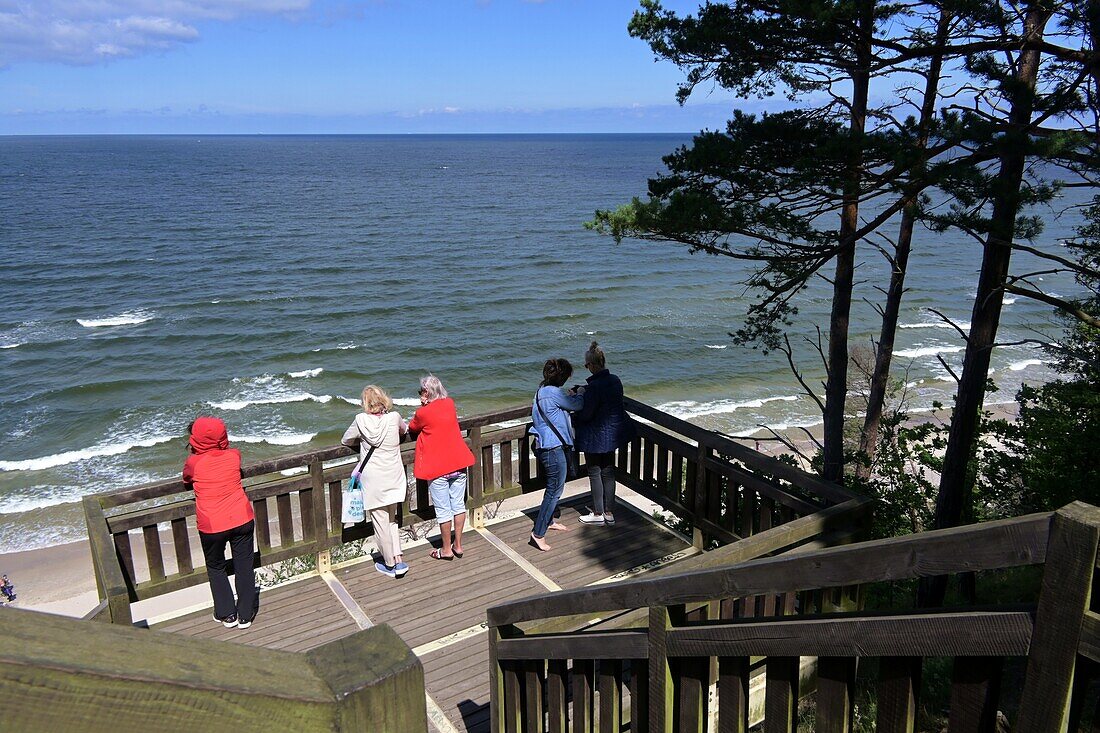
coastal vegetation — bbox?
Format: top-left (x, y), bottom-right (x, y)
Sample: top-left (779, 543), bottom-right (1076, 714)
top-left (589, 0), bottom-right (1100, 572)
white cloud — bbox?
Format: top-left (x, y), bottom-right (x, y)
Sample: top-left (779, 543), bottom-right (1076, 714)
top-left (0, 0), bottom-right (311, 67)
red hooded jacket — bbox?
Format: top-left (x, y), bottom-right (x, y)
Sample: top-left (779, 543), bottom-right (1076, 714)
top-left (182, 417), bottom-right (254, 534)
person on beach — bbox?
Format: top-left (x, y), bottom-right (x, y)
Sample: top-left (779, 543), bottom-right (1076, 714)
top-left (573, 342), bottom-right (635, 526)
top-left (0, 574), bottom-right (15, 603)
top-left (529, 358), bottom-right (584, 551)
top-left (183, 416), bottom-right (256, 629)
top-left (342, 385), bottom-right (410, 579)
top-left (408, 375), bottom-right (475, 560)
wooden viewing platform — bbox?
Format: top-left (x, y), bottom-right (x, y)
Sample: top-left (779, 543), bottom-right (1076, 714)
top-left (154, 493), bottom-right (696, 732)
top-left (5, 396), bottom-right (1097, 731)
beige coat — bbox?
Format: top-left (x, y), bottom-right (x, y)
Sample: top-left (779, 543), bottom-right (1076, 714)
top-left (341, 411), bottom-right (408, 510)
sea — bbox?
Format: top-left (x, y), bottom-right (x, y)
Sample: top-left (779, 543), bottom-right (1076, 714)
top-left (0, 134), bottom-right (1085, 553)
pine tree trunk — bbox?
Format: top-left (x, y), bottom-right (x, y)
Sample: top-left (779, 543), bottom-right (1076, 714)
top-left (919, 2), bottom-right (1051, 608)
top-left (822, 0), bottom-right (874, 483)
top-left (857, 12), bottom-right (951, 479)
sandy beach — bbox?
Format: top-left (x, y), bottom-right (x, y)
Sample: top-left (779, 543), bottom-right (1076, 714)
top-left (0, 400), bottom-right (1021, 621)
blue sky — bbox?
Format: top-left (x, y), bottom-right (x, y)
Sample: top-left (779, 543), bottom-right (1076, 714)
top-left (0, 1), bottom-right (755, 134)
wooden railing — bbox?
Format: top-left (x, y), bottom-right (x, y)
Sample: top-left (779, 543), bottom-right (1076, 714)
top-left (486, 502), bottom-right (1100, 732)
top-left (0, 608), bottom-right (427, 732)
top-left (84, 397), bottom-right (859, 625)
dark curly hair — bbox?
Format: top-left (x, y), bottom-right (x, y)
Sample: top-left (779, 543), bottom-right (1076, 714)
top-left (540, 357), bottom-right (573, 387)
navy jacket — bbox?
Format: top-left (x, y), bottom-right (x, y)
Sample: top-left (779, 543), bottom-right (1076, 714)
top-left (573, 369), bottom-right (635, 453)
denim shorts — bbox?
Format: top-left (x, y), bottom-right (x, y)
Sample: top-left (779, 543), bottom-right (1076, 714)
top-left (429, 470), bottom-right (467, 524)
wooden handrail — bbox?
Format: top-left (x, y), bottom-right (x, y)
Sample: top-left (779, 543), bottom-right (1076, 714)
top-left (85, 396), bottom-right (861, 623)
top-left (487, 506), bottom-right (1048, 627)
top-left (0, 608), bottom-right (427, 731)
top-left (624, 397), bottom-right (859, 505)
top-left (489, 504), bottom-right (1100, 733)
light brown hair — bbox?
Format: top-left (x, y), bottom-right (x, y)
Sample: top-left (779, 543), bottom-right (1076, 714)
top-left (584, 341), bottom-right (606, 370)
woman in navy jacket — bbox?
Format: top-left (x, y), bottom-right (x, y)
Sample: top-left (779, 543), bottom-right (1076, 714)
top-left (573, 342), bottom-right (634, 525)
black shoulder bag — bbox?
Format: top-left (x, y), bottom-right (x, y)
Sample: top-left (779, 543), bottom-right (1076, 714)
top-left (535, 391), bottom-right (581, 480)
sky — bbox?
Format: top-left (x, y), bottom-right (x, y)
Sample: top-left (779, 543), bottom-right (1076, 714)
top-left (0, 0), bottom-right (757, 135)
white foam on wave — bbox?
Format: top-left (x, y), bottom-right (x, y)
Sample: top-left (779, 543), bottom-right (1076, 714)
top-left (288, 368), bottom-right (323, 378)
top-left (210, 393), bottom-right (333, 410)
top-left (756, 417), bottom-right (824, 433)
top-left (658, 394), bottom-right (798, 419)
top-left (340, 395), bottom-right (418, 408)
top-left (1008, 359), bottom-right (1043, 372)
top-left (705, 344), bottom-right (728, 349)
top-left (230, 432), bottom-right (316, 446)
top-left (0, 484), bottom-right (90, 514)
top-left (0, 435), bottom-right (175, 473)
top-left (895, 345), bottom-right (965, 359)
top-left (0, 343), bottom-right (21, 349)
top-left (1003, 297), bottom-right (1017, 305)
top-left (77, 310), bottom-right (155, 328)
top-left (900, 321), bottom-right (970, 331)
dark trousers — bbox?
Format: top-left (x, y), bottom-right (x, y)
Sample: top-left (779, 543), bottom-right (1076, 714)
top-left (584, 452), bottom-right (617, 514)
top-left (200, 520), bottom-right (256, 621)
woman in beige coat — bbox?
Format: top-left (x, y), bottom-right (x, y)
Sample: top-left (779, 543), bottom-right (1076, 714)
top-left (342, 385), bottom-right (410, 578)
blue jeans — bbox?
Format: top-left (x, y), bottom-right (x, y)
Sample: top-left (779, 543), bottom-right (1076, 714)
top-left (533, 446), bottom-right (566, 538)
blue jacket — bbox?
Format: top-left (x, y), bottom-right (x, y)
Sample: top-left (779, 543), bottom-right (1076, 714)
top-left (531, 385), bottom-right (583, 449)
top-left (573, 369), bottom-right (635, 454)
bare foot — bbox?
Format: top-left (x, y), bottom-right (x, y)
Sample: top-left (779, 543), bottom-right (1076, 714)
top-left (529, 534), bottom-right (551, 551)
top-left (548, 521), bottom-right (570, 532)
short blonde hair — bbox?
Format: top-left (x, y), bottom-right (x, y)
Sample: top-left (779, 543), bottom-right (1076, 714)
top-left (419, 374), bottom-right (448, 401)
top-left (360, 385), bottom-right (393, 415)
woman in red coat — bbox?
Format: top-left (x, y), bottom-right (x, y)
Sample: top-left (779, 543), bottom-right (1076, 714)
top-left (407, 375), bottom-right (475, 560)
top-left (182, 416), bottom-right (256, 629)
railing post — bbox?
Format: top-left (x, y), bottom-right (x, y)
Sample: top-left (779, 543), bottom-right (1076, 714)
top-left (692, 445), bottom-right (709, 550)
top-left (468, 425), bottom-right (485, 528)
top-left (82, 496), bottom-right (132, 626)
top-left (648, 605), bottom-right (676, 733)
top-left (309, 457), bottom-right (331, 573)
top-left (1017, 502), bottom-right (1100, 731)
top-left (488, 625), bottom-right (503, 733)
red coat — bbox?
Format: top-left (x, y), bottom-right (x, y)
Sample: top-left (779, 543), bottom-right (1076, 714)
top-left (183, 417), bottom-right (254, 534)
top-left (407, 398), bottom-right (475, 481)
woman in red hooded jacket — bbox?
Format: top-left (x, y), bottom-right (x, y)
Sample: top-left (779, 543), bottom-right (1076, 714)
top-left (182, 416), bottom-right (256, 629)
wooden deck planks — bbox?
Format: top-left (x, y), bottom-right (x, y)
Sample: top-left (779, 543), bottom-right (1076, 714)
top-left (152, 500), bottom-right (693, 732)
top-left (154, 575), bottom-right (359, 651)
top-left (489, 498), bottom-right (690, 588)
top-left (422, 634), bottom-right (493, 733)
top-left (337, 532), bottom-right (547, 649)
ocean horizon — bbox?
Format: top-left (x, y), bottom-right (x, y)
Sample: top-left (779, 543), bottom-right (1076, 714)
top-left (0, 134), bottom-right (1082, 553)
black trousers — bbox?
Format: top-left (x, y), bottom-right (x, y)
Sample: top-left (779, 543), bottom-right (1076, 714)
top-left (199, 519), bottom-right (256, 621)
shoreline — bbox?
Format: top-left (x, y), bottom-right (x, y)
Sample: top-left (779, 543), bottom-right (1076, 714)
top-left (0, 400), bottom-right (1022, 620)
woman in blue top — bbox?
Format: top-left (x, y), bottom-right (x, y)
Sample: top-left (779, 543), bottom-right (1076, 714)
top-left (574, 342), bottom-right (635, 526)
top-left (529, 357), bottom-right (583, 551)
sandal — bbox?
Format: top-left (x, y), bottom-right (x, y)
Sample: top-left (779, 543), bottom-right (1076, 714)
top-left (429, 549), bottom-right (454, 561)
top-left (453, 550), bottom-right (464, 559)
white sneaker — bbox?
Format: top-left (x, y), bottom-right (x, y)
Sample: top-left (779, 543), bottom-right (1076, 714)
top-left (605, 514), bottom-right (616, 525)
top-left (578, 513), bottom-right (605, 525)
